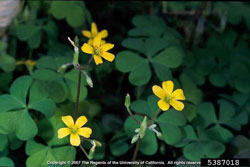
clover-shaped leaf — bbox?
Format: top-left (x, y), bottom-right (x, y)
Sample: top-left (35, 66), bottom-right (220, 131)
top-left (115, 15), bottom-right (185, 86)
top-left (50, 1), bottom-right (86, 28)
top-left (176, 125), bottom-right (225, 161)
top-left (35, 56), bottom-right (88, 103)
top-left (156, 109), bottom-right (187, 145)
top-left (25, 115), bottom-right (76, 167)
top-left (0, 76), bottom-right (56, 140)
top-left (196, 100), bottom-right (248, 143)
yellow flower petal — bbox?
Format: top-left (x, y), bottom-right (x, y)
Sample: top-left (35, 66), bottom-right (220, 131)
top-left (101, 40), bottom-right (106, 45)
top-left (93, 35), bottom-right (101, 47)
top-left (82, 30), bottom-right (92, 38)
top-left (58, 128), bottom-right (70, 139)
top-left (78, 127), bottom-right (92, 138)
top-left (170, 100), bottom-right (184, 111)
top-left (152, 85), bottom-right (165, 99)
top-left (91, 22), bottom-right (98, 37)
top-left (101, 51), bottom-right (115, 62)
top-left (93, 55), bottom-right (103, 65)
top-left (88, 39), bottom-right (93, 45)
top-left (81, 43), bottom-right (93, 54)
top-left (158, 100), bottom-right (170, 111)
top-left (75, 116), bottom-right (88, 128)
top-left (70, 134), bottom-right (81, 146)
top-left (162, 80), bottom-right (174, 95)
top-left (98, 30), bottom-right (108, 38)
top-left (172, 89), bottom-right (185, 100)
top-left (101, 43), bottom-right (114, 51)
top-left (62, 115), bottom-right (74, 128)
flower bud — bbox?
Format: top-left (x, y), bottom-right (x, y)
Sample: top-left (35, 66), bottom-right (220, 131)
top-left (86, 76), bottom-right (93, 88)
top-left (139, 116), bottom-right (147, 139)
top-left (124, 93), bottom-right (130, 109)
top-left (131, 134), bottom-right (139, 144)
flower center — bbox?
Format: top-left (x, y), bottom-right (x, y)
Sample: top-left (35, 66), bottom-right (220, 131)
top-left (94, 46), bottom-right (102, 56)
top-left (164, 95), bottom-right (173, 103)
top-left (70, 126), bottom-right (78, 134)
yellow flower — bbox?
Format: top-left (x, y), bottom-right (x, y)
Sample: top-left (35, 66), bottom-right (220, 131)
top-left (152, 80), bottom-right (185, 111)
top-left (82, 22), bottom-right (108, 45)
top-left (16, 59), bottom-right (36, 67)
top-left (58, 115), bottom-right (92, 146)
top-left (81, 35), bottom-right (115, 65)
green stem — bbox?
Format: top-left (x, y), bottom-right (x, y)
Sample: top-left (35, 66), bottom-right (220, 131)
top-left (79, 144), bottom-right (89, 159)
top-left (132, 139), bottom-right (140, 161)
top-left (147, 108), bottom-right (161, 126)
top-left (126, 107), bottom-right (140, 125)
top-left (74, 70), bottom-right (82, 120)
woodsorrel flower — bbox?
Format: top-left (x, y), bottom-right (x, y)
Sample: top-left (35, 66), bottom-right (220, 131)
top-left (82, 22), bottom-right (107, 45)
top-left (58, 115), bottom-right (92, 146)
top-left (152, 80), bottom-right (185, 111)
top-left (81, 35), bottom-right (115, 65)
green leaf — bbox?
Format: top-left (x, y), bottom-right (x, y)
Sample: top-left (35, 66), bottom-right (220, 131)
top-left (197, 102), bottom-right (217, 127)
top-left (124, 116), bottom-right (143, 137)
top-left (128, 62), bottom-right (151, 86)
top-left (29, 99), bottom-right (56, 118)
top-left (64, 70), bottom-right (87, 102)
top-left (0, 134), bottom-right (8, 151)
top-left (122, 38), bottom-right (146, 54)
top-left (218, 100), bottom-right (235, 123)
top-left (158, 122), bottom-right (183, 145)
top-left (26, 140), bottom-right (47, 156)
top-left (0, 157), bottom-right (14, 167)
top-left (0, 54), bottom-right (15, 72)
top-left (16, 25), bottom-right (38, 41)
top-left (50, 1), bottom-right (68, 19)
top-left (115, 51), bottom-right (146, 73)
top-left (183, 142), bottom-right (203, 161)
top-left (32, 69), bottom-right (68, 103)
top-left (16, 110), bottom-right (38, 140)
top-left (110, 140), bottom-right (129, 156)
top-left (139, 130), bottom-right (158, 155)
top-left (27, 29), bottom-right (41, 49)
top-left (0, 95), bottom-right (25, 113)
top-left (65, 5), bottom-right (84, 27)
top-left (201, 140), bottom-right (225, 158)
top-left (180, 73), bottom-right (203, 105)
top-left (145, 37), bottom-right (168, 58)
top-left (29, 81), bottom-right (49, 105)
top-left (10, 75), bottom-right (32, 105)
top-left (0, 111), bottom-right (19, 134)
top-left (156, 108), bottom-right (186, 126)
top-left (209, 72), bottom-right (227, 87)
top-left (205, 125), bottom-right (233, 143)
top-left (131, 100), bottom-right (153, 118)
top-left (152, 62), bottom-right (172, 81)
top-left (152, 46), bottom-right (183, 68)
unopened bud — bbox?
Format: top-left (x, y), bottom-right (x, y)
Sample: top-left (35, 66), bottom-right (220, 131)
top-left (86, 76), bottom-right (93, 88)
top-left (139, 116), bottom-right (147, 139)
top-left (131, 134), bottom-right (139, 144)
top-left (57, 64), bottom-right (67, 73)
top-left (125, 93), bottom-right (130, 108)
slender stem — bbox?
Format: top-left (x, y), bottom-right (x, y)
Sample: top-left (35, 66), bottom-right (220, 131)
top-left (79, 145), bottom-right (89, 159)
top-left (147, 108), bottom-right (161, 126)
top-left (80, 56), bottom-right (93, 70)
top-left (74, 70), bottom-right (82, 120)
top-left (132, 139), bottom-right (140, 161)
top-left (126, 107), bottom-right (140, 125)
